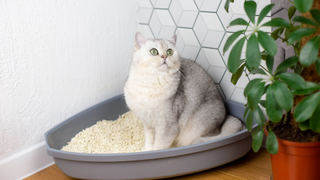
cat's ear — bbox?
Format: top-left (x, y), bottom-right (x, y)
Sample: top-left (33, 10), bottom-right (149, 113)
top-left (135, 32), bottom-right (146, 50)
top-left (168, 34), bottom-right (177, 45)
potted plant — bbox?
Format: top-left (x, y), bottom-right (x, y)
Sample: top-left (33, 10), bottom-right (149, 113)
top-left (224, 0), bottom-right (320, 179)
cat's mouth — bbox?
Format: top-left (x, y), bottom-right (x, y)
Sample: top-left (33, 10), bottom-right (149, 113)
top-left (158, 61), bottom-right (170, 71)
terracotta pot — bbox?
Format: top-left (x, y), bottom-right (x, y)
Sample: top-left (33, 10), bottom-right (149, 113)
top-left (264, 128), bottom-right (320, 180)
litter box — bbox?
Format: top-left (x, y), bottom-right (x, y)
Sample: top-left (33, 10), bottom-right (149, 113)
top-left (45, 94), bottom-right (257, 180)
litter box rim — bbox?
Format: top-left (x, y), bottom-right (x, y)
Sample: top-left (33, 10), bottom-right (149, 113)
top-left (45, 94), bottom-right (256, 162)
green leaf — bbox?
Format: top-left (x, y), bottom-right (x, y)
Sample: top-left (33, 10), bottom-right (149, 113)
top-left (246, 34), bottom-right (261, 71)
top-left (315, 58), bottom-right (320, 77)
top-left (260, 100), bottom-right (266, 108)
top-left (251, 126), bottom-right (261, 139)
top-left (292, 82), bottom-right (320, 95)
top-left (263, 84), bottom-right (270, 94)
top-left (275, 56), bottom-right (299, 75)
top-left (262, 18), bottom-right (290, 28)
top-left (246, 110), bottom-right (254, 132)
top-left (272, 81), bottom-right (293, 112)
top-left (258, 31), bottom-right (277, 56)
top-left (277, 73), bottom-right (306, 90)
top-left (294, 91), bottom-right (320, 122)
top-left (261, 51), bottom-right (268, 60)
top-left (266, 86), bottom-right (283, 122)
top-left (248, 82), bottom-right (265, 111)
top-left (258, 4), bottom-right (275, 25)
top-left (229, 18), bottom-right (249, 27)
top-left (252, 130), bottom-right (264, 152)
top-left (287, 28), bottom-right (317, 45)
top-left (294, 0), bottom-right (314, 13)
top-left (266, 130), bottom-right (278, 155)
top-left (224, 0), bottom-right (232, 13)
top-left (228, 37), bottom-right (246, 73)
top-left (300, 36), bottom-right (320, 67)
top-left (244, 78), bottom-right (263, 97)
top-left (223, 30), bottom-right (245, 54)
top-left (254, 106), bottom-right (265, 127)
top-left (244, 106), bottom-right (250, 120)
top-left (310, 103), bottom-right (320, 133)
top-left (231, 63), bottom-right (245, 85)
top-left (288, 6), bottom-right (296, 20)
top-left (266, 55), bottom-right (274, 72)
top-left (293, 16), bottom-right (318, 26)
top-left (294, 64), bottom-right (304, 74)
top-left (271, 27), bottom-right (285, 40)
top-left (299, 120), bottom-right (311, 131)
top-left (285, 26), bottom-right (301, 41)
top-left (244, 1), bottom-right (257, 24)
top-left (310, 9), bottom-right (320, 25)
top-left (249, 68), bottom-right (267, 75)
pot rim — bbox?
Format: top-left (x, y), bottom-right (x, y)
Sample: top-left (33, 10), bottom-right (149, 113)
top-left (263, 127), bottom-right (320, 147)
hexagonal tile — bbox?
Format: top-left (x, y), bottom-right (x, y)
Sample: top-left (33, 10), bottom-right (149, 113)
top-left (137, 0), bottom-right (153, 8)
top-left (235, 71), bottom-right (249, 88)
top-left (216, 84), bottom-right (226, 99)
top-left (169, 0), bottom-right (198, 28)
top-left (175, 28), bottom-right (200, 60)
top-left (151, 0), bottom-right (172, 9)
top-left (230, 87), bottom-right (246, 103)
top-left (194, 12), bottom-right (225, 48)
top-left (217, 0), bottom-right (250, 32)
top-left (138, 25), bottom-right (154, 39)
top-left (229, 0), bottom-right (246, 14)
top-left (220, 69), bottom-right (249, 100)
top-left (137, 0), bottom-right (153, 24)
top-left (195, 0), bottom-right (221, 12)
top-left (256, 0), bottom-right (271, 16)
top-left (207, 66), bottom-right (226, 83)
top-left (149, 10), bottom-right (176, 38)
top-left (138, 8), bottom-right (153, 24)
top-left (178, 0), bottom-right (199, 10)
top-left (219, 71), bottom-right (236, 99)
top-left (195, 49), bottom-right (210, 70)
top-left (202, 48), bottom-right (225, 67)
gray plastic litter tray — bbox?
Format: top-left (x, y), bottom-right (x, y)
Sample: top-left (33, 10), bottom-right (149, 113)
top-left (45, 94), bottom-right (257, 180)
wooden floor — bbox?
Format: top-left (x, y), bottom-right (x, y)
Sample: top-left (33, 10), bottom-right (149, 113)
top-left (25, 148), bottom-right (272, 180)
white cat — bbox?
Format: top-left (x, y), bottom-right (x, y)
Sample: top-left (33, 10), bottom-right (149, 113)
top-left (124, 32), bottom-right (244, 151)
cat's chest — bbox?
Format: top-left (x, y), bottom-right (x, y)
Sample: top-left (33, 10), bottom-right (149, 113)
top-left (124, 73), bottom-right (179, 109)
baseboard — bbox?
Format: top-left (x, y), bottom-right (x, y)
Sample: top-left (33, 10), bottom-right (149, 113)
top-left (0, 141), bottom-right (54, 180)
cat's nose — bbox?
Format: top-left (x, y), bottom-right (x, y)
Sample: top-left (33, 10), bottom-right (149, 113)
top-left (161, 55), bottom-right (167, 60)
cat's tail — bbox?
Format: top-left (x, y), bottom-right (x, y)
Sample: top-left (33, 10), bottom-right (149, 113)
top-left (192, 115), bottom-right (245, 144)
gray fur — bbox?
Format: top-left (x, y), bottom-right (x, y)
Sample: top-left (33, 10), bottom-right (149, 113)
top-left (124, 32), bottom-right (243, 151)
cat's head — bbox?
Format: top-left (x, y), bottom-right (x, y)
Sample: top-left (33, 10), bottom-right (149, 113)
top-left (132, 32), bottom-right (180, 74)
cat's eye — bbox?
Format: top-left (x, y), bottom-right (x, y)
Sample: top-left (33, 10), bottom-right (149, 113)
top-left (167, 49), bottom-right (173, 56)
top-left (150, 48), bottom-right (158, 56)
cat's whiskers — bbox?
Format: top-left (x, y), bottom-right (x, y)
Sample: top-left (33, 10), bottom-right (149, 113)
top-left (172, 65), bottom-right (186, 80)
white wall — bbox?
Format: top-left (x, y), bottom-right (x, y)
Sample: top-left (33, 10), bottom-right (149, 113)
top-left (0, 0), bottom-right (137, 160)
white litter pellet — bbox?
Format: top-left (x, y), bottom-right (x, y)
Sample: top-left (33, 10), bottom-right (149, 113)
top-left (61, 111), bottom-right (145, 153)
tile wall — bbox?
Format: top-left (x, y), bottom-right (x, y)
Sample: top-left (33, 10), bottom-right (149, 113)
top-left (136, 0), bottom-right (271, 103)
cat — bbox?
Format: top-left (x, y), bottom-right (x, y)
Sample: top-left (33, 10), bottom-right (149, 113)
top-left (124, 32), bottom-right (244, 151)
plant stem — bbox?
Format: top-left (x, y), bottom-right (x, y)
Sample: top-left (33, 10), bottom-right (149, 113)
top-left (283, 110), bottom-right (291, 124)
top-left (260, 65), bottom-right (272, 76)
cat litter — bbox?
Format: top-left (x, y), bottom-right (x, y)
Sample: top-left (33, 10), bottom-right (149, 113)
top-left (45, 95), bottom-right (256, 180)
top-left (61, 111), bottom-right (145, 153)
